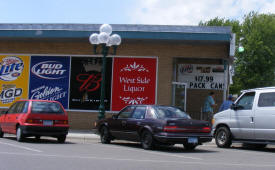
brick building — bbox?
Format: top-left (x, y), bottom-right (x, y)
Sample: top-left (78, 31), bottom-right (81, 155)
top-left (0, 24), bottom-right (234, 129)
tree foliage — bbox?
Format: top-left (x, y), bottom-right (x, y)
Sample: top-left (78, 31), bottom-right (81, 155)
top-left (199, 12), bottom-right (275, 94)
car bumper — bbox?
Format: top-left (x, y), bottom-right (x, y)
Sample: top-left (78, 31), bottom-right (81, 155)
top-left (20, 125), bottom-right (69, 137)
top-left (154, 133), bottom-right (213, 144)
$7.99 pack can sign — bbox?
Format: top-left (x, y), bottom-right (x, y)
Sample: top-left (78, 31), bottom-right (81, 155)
top-left (29, 56), bottom-right (70, 109)
top-left (0, 55), bottom-right (30, 107)
top-left (111, 57), bottom-right (157, 111)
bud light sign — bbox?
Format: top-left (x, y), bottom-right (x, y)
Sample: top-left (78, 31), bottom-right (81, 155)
top-left (31, 61), bottom-right (66, 79)
top-left (29, 56), bottom-right (70, 109)
top-left (0, 56), bottom-right (24, 81)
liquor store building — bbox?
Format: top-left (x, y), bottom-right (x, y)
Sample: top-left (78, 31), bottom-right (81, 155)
top-left (0, 24), bottom-right (234, 129)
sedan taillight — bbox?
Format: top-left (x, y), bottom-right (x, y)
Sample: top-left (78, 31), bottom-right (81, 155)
top-left (54, 120), bottom-right (68, 124)
top-left (201, 127), bottom-right (211, 133)
top-left (26, 119), bottom-right (42, 124)
top-left (163, 126), bottom-right (180, 132)
top-left (163, 126), bottom-right (211, 133)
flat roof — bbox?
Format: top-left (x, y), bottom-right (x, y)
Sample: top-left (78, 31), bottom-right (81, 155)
top-left (0, 24), bottom-right (232, 42)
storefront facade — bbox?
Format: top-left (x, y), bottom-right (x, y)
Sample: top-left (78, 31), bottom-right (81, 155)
top-left (0, 24), bottom-right (234, 129)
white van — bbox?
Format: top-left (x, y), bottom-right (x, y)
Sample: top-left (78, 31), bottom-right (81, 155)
top-left (212, 87), bottom-right (275, 148)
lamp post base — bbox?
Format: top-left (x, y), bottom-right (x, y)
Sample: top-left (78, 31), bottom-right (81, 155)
top-left (98, 104), bottom-right (105, 120)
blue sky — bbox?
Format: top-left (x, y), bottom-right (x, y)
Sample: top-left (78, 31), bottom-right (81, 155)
top-left (1, 0), bottom-right (274, 25)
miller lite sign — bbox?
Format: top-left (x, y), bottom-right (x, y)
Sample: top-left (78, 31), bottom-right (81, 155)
top-left (0, 55), bottom-right (30, 107)
top-left (0, 56), bottom-right (24, 81)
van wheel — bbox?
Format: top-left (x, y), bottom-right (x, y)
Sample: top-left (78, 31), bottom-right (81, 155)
top-left (57, 135), bottom-right (66, 143)
top-left (141, 130), bottom-right (154, 150)
top-left (16, 126), bottom-right (24, 142)
top-left (215, 127), bottom-right (232, 148)
top-left (100, 126), bottom-right (111, 144)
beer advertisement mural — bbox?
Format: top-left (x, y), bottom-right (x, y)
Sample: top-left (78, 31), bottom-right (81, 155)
top-left (28, 56), bottom-right (70, 109)
top-left (111, 57), bottom-right (157, 111)
top-left (0, 55), bottom-right (30, 107)
top-left (69, 57), bottom-right (112, 110)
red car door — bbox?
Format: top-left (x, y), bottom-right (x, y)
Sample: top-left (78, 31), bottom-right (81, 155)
top-left (9, 101), bottom-right (28, 134)
top-left (3, 102), bottom-right (19, 133)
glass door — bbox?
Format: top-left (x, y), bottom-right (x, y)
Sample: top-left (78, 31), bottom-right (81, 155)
top-left (172, 82), bottom-right (187, 111)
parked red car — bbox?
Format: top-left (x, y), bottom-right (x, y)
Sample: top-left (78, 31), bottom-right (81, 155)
top-left (0, 100), bottom-right (69, 143)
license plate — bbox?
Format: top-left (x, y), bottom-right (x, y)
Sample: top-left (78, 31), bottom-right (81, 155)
top-left (43, 120), bottom-right (53, 126)
top-left (188, 137), bottom-right (198, 143)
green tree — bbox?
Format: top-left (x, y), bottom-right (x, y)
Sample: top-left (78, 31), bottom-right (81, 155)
top-left (199, 12), bottom-right (275, 94)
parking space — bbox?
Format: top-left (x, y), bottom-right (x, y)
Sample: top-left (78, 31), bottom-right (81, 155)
top-left (1, 137), bottom-right (275, 170)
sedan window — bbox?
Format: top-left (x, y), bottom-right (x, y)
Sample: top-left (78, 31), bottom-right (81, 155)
top-left (131, 107), bottom-right (146, 119)
top-left (155, 106), bottom-right (190, 119)
top-left (118, 106), bottom-right (135, 119)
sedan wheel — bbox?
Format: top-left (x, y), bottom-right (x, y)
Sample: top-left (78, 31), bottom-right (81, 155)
top-left (16, 126), bottom-right (24, 142)
top-left (215, 127), bottom-right (232, 148)
top-left (141, 130), bottom-right (154, 150)
top-left (100, 126), bottom-right (111, 144)
top-left (183, 143), bottom-right (197, 150)
top-left (0, 128), bottom-right (3, 138)
top-left (57, 135), bottom-right (66, 143)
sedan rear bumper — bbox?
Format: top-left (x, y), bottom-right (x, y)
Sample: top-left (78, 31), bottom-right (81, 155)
top-left (154, 134), bottom-right (213, 144)
top-left (20, 125), bottom-right (69, 137)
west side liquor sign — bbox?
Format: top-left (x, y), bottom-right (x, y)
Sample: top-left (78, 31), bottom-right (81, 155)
top-left (111, 58), bottom-right (157, 111)
top-left (177, 64), bottom-right (225, 90)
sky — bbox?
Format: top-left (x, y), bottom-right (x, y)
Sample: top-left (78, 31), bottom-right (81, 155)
top-left (0, 0), bottom-right (275, 25)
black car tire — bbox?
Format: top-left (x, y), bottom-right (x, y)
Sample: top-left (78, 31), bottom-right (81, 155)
top-left (0, 127), bottom-right (3, 138)
top-left (57, 135), bottom-right (66, 143)
top-left (35, 135), bottom-right (41, 140)
top-left (215, 126), bottom-right (232, 148)
top-left (183, 143), bottom-right (198, 150)
top-left (141, 130), bottom-right (154, 150)
top-left (16, 126), bottom-right (24, 142)
top-left (100, 126), bottom-right (111, 144)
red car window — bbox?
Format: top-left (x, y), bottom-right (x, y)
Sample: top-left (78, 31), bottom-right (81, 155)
top-left (31, 101), bottom-right (64, 114)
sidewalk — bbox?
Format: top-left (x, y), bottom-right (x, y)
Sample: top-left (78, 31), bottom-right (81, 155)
top-left (67, 130), bottom-right (100, 141)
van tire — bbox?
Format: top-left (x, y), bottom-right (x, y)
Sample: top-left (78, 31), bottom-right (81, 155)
top-left (215, 126), bottom-right (232, 148)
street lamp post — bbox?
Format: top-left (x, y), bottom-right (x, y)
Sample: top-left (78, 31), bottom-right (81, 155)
top-left (89, 24), bottom-right (121, 120)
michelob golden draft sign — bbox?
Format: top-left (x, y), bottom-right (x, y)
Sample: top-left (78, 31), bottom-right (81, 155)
top-left (0, 55), bottom-right (30, 107)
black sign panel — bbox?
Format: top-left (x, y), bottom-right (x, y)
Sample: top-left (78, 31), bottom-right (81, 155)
top-left (69, 57), bottom-right (112, 110)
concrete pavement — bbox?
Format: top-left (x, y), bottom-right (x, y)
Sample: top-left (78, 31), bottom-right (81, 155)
top-left (67, 130), bottom-right (100, 142)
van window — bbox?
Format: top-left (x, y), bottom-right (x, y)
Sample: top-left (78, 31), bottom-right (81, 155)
top-left (31, 101), bottom-right (64, 114)
top-left (236, 92), bottom-right (255, 110)
top-left (258, 92), bottom-right (275, 107)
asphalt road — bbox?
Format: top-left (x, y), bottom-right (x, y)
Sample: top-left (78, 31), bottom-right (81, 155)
top-left (0, 136), bottom-right (275, 170)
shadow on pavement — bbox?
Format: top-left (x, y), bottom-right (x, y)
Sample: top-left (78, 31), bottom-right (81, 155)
top-left (105, 141), bottom-right (218, 153)
top-left (2, 136), bottom-right (76, 144)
